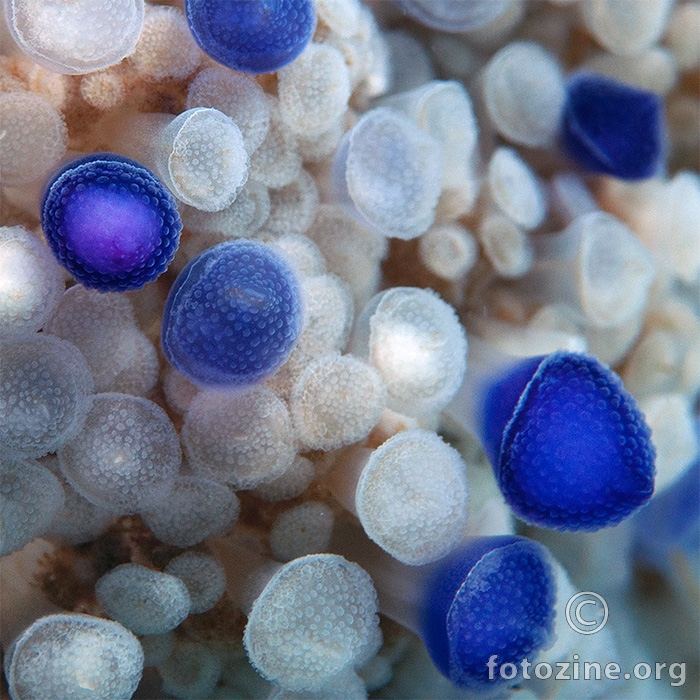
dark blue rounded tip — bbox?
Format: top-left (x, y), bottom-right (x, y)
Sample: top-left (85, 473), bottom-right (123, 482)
top-left (184, 0), bottom-right (316, 74)
top-left (420, 536), bottom-right (556, 689)
top-left (41, 153), bottom-right (182, 292)
top-left (498, 352), bottom-right (655, 531)
top-left (161, 239), bottom-right (303, 388)
top-left (561, 73), bottom-right (664, 181)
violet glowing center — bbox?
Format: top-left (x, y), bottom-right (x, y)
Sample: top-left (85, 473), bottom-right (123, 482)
top-left (62, 189), bottom-right (161, 274)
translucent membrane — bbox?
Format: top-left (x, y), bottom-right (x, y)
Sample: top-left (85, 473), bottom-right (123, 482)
top-left (7, 613), bottom-right (143, 700)
top-left (243, 553), bottom-right (380, 693)
top-left (290, 353), bottom-right (385, 451)
top-left (165, 552), bottom-right (227, 615)
top-left (548, 172), bottom-right (598, 227)
top-left (478, 212), bottom-right (533, 278)
top-left (332, 107), bottom-right (442, 240)
top-left (418, 223), bottom-right (478, 281)
top-left (380, 80), bottom-right (478, 193)
top-left (260, 169), bottom-right (319, 237)
top-left (582, 0), bottom-right (674, 56)
top-left (486, 147), bottom-right (547, 230)
top-left (278, 43), bottom-right (350, 137)
top-left (95, 564), bottom-right (190, 636)
top-left (158, 642), bottom-right (222, 699)
top-left (482, 41), bottom-right (565, 147)
top-left (58, 393), bottom-right (180, 515)
top-left (142, 476), bottom-right (240, 547)
top-left (327, 430), bottom-right (469, 566)
top-left (184, 0), bottom-right (316, 74)
top-left (384, 30), bottom-right (434, 95)
top-left (446, 340), bottom-right (656, 530)
top-left (0, 334), bottom-right (93, 458)
top-left (3, 0), bottom-right (144, 74)
top-left (270, 502), bottom-right (335, 562)
top-left (0, 456), bottom-right (64, 556)
top-left (183, 387), bottom-right (296, 490)
top-left (79, 70), bottom-right (124, 110)
top-left (129, 5), bottom-right (201, 81)
top-left (351, 287), bottom-right (467, 417)
top-left (271, 234), bottom-right (326, 279)
top-left (187, 66), bottom-right (270, 155)
top-left (330, 525), bottom-right (555, 690)
top-left (517, 212), bottom-right (656, 328)
top-left (140, 632), bottom-right (174, 667)
top-left (0, 91), bottom-right (66, 185)
top-left (41, 153), bottom-right (182, 292)
top-left (48, 477), bottom-right (112, 546)
top-left (252, 455), bottom-right (315, 502)
top-left (0, 226), bottom-right (63, 339)
top-left (392, 0), bottom-right (513, 32)
top-left (47, 287), bottom-right (154, 394)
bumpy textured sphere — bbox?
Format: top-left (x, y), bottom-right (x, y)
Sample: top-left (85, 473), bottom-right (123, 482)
top-left (95, 564), bottom-right (191, 636)
top-left (7, 613), bottom-right (144, 700)
top-left (270, 502), bottom-right (335, 562)
top-left (244, 554), bottom-right (379, 692)
top-left (142, 476), bottom-right (240, 547)
top-left (165, 552), bottom-right (226, 614)
top-left (41, 153), bottom-right (182, 292)
top-left (161, 240), bottom-right (303, 388)
top-left (392, 0), bottom-right (512, 31)
top-left (0, 456), bottom-right (64, 556)
top-left (421, 537), bottom-right (555, 689)
top-left (485, 352), bottom-right (656, 530)
top-left (58, 393), bottom-right (181, 515)
top-left (158, 642), bottom-right (222, 699)
top-left (0, 334), bottom-right (94, 458)
top-left (184, 0), bottom-right (316, 74)
top-left (562, 73), bottom-right (664, 180)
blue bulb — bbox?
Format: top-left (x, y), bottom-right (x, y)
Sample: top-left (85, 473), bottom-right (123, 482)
top-left (420, 536), bottom-right (556, 689)
top-left (561, 73), bottom-right (664, 180)
top-left (484, 352), bottom-right (655, 531)
top-left (161, 240), bottom-right (303, 388)
top-left (42, 153), bottom-right (182, 292)
top-left (184, 0), bottom-right (316, 74)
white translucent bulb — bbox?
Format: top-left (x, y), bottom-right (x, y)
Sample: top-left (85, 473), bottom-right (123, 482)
top-left (79, 69), bottom-right (125, 110)
top-left (582, 0), bottom-right (674, 56)
top-left (4, 0), bottom-right (144, 74)
top-left (306, 205), bottom-right (387, 308)
top-left (140, 632), bottom-right (174, 667)
top-left (278, 43), bottom-right (350, 138)
top-left (664, 3), bottom-right (700, 71)
top-left (181, 180), bottom-right (270, 240)
top-left (0, 456), bottom-right (64, 556)
top-left (249, 96), bottom-right (302, 189)
top-left (129, 5), bottom-right (200, 81)
top-left (157, 108), bottom-right (249, 212)
top-left (187, 67), bottom-right (269, 155)
top-left (158, 642), bottom-right (222, 700)
top-left (639, 393), bottom-right (699, 493)
top-left (384, 31), bottom-right (434, 95)
top-left (316, 0), bottom-right (362, 38)
top-left (478, 212), bottom-right (534, 278)
top-left (549, 172), bottom-right (598, 227)
top-left (296, 115), bottom-right (346, 163)
top-left (163, 367), bottom-right (199, 416)
top-left (354, 431), bottom-right (469, 566)
top-left (253, 455), bottom-right (315, 502)
top-left (270, 502), bottom-right (335, 562)
top-left (291, 354), bottom-right (386, 451)
top-left (7, 614), bottom-right (143, 700)
top-left (394, 0), bottom-right (512, 32)
top-left (108, 327), bottom-right (159, 397)
top-left (58, 393), bottom-right (180, 515)
top-left (381, 80), bottom-right (478, 193)
top-left (48, 478), bottom-right (112, 546)
top-left (243, 554), bottom-right (379, 693)
top-left (418, 222), bottom-right (478, 281)
top-left (298, 274), bottom-right (354, 357)
top-left (165, 552), bottom-right (226, 615)
top-left (332, 107), bottom-right (442, 240)
top-left (271, 234), bottom-right (327, 278)
top-left (46, 286), bottom-right (139, 393)
top-left (482, 41), bottom-right (566, 147)
top-left (0, 91), bottom-right (66, 185)
top-left (0, 226), bottom-right (63, 339)
top-left (429, 35), bottom-right (482, 82)
top-left (352, 287), bottom-right (467, 417)
top-left (0, 334), bottom-right (93, 458)
top-left (96, 564), bottom-right (191, 636)
top-left (183, 387), bottom-right (296, 490)
top-left (142, 476), bottom-right (240, 548)
top-left (259, 169), bottom-right (320, 237)
top-left (487, 147), bottom-right (547, 230)
top-left (269, 669), bottom-right (367, 699)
